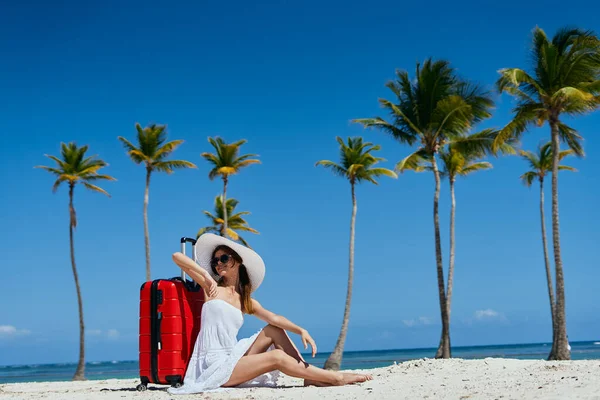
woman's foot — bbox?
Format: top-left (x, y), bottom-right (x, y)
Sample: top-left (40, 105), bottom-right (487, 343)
top-left (342, 372), bottom-right (372, 384)
top-left (303, 379), bottom-right (332, 387)
top-left (303, 372), bottom-right (372, 387)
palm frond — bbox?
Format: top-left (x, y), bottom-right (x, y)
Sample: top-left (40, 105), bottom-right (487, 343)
top-left (117, 137), bottom-right (143, 162)
top-left (451, 128), bottom-right (516, 158)
top-left (432, 95), bottom-right (473, 139)
top-left (226, 228), bottom-right (240, 241)
top-left (368, 167), bottom-right (398, 179)
top-left (154, 139), bottom-right (185, 160)
top-left (315, 160), bottom-right (347, 178)
top-left (519, 149), bottom-right (541, 171)
top-left (51, 176), bottom-right (68, 193)
top-left (378, 99), bottom-right (423, 136)
top-left (396, 148), bottom-right (431, 173)
top-left (493, 102), bottom-right (543, 152)
top-left (232, 225), bottom-right (259, 234)
top-left (34, 165), bottom-right (63, 176)
top-left (459, 161), bottom-right (492, 176)
top-left (235, 235), bottom-right (249, 248)
top-left (44, 154), bottom-right (68, 169)
top-left (84, 174), bottom-right (117, 182)
top-left (153, 160), bottom-right (197, 174)
top-left (557, 122), bottom-right (585, 156)
top-left (558, 165), bottom-right (577, 172)
top-left (235, 159), bottom-right (261, 169)
top-left (201, 152), bottom-right (220, 165)
top-left (496, 68), bottom-right (545, 96)
top-left (351, 117), bottom-right (417, 145)
top-left (82, 182), bottom-right (111, 197)
top-left (520, 171), bottom-right (539, 187)
top-left (196, 226), bottom-right (218, 239)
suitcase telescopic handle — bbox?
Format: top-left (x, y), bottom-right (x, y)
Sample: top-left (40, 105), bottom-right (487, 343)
top-left (179, 237), bottom-right (198, 281)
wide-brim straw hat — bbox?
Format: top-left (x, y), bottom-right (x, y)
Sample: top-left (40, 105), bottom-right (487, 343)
top-left (194, 233), bottom-right (265, 293)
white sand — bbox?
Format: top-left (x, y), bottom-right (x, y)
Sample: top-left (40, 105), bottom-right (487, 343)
top-left (2, 358), bottom-right (600, 399)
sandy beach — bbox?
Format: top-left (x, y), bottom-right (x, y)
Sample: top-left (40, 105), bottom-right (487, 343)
top-left (2, 358), bottom-right (599, 400)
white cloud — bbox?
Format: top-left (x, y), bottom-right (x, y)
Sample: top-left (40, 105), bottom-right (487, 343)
top-left (0, 325), bottom-right (31, 338)
top-left (403, 317), bottom-right (434, 327)
top-left (107, 329), bottom-right (120, 339)
top-left (475, 309), bottom-right (499, 320)
top-left (87, 329), bottom-right (120, 339)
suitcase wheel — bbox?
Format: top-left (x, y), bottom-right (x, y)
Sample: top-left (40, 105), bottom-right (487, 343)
top-left (171, 382), bottom-right (182, 388)
top-left (136, 383), bottom-right (147, 392)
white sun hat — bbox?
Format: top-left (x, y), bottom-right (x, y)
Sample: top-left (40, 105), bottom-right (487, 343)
top-left (194, 233), bottom-right (265, 293)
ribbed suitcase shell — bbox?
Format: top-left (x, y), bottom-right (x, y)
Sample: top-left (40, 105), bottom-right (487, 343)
top-left (139, 278), bottom-right (204, 388)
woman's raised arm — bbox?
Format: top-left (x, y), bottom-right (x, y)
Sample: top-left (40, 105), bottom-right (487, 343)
top-left (172, 252), bottom-right (218, 297)
top-left (251, 299), bottom-right (318, 357)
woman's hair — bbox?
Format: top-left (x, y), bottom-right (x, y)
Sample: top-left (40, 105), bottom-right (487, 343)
top-left (211, 244), bottom-right (254, 314)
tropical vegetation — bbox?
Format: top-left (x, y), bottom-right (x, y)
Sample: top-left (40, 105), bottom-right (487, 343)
top-left (34, 24), bottom-right (600, 378)
top-left (36, 142), bottom-right (116, 380)
top-left (118, 123), bottom-right (197, 281)
top-left (353, 58), bottom-right (497, 358)
top-left (201, 137), bottom-right (260, 240)
top-left (197, 194), bottom-right (259, 246)
top-left (495, 26), bottom-right (600, 359)
top-left (519, 142), bottom-right (577, 359)
top-left (316, 136), bottom-right (397, 370)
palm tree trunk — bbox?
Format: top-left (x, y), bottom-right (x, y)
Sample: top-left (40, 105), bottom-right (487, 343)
top-left (549, 117), bottom-right (570, 360)
top-left (432, 157), bottom-right (450, 359)
top-left (446, 177), bottom-right (456, 321)
top-left (69, 184), bottom-right (85, 381)
top-left (436, 178), bottom-right (456, 358)
top-left (222, 176), bottom-right (229, 238)
top-left (435, 176), bottom-right (456, 358)
top-left (324, 181), bottom-right (357, 370)
top-left (144, 167), bottom-right (151, 282)
top-left (539, 178), bottom-right (557, 360)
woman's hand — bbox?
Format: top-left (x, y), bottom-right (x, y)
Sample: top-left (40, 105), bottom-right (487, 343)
top-left (172, 252), bottom-right (219, 296)
top-left (301, 329), bottom-right (317, 357)
top-left (206, 277), bottom-right (218, 298)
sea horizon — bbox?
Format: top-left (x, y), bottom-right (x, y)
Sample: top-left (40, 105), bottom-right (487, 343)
top-left (2, 340), bottom-right (599, 384)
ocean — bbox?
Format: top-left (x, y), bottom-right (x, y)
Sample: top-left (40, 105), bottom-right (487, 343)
top-left (1, 341), bottom-right (599, 384)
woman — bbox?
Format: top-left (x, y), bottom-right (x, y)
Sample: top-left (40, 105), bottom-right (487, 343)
top-left (167, 233), bottom-right (372, 394)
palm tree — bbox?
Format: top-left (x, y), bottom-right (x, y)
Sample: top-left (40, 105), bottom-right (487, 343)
top-left (520, 142), bottom-right (577, 359)
top-left (118, 123), bottom-right (197, 282)
top-left (353, 58), bottom-right (494, 358)
top-left (197, 194), bottom-right (259, 246)
top-left (316, 136), bottom-right (397, 370)
top-left (35, 142), bottom-right (115, 380)
top-left (438, 138), bottom-right (493, 352)
top-left (201, 137), bottom-right (260, 239)
top-left (399, 130), bottom-right (513, 357)
top-left (495, 26), bottom-right (600, 359)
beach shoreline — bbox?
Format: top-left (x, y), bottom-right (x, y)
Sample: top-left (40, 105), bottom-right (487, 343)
top-left (2, 358), bottom-right (599, 399)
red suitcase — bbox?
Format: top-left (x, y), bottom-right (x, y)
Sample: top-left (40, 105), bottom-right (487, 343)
top-left (137, 237), bottom-right (205, 391)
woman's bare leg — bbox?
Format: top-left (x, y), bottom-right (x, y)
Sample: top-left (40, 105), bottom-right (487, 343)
top-left (223, 349), bottom-right (370, 387)
top-left (244, 324), bottom-right (325, 386)
top-left (235, 325), bottom-right (371, 387)
top-left (245, 324), bottom-right (305, 361)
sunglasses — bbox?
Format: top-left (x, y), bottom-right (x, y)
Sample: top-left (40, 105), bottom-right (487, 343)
top-left (210, 254), bottom-right (231, 267)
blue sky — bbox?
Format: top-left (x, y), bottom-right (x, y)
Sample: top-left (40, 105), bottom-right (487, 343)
top-left (1, 0), bottom-right (600, 366)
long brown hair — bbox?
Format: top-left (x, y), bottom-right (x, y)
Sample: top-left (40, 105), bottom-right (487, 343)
top-left (211, 244), bottom-right (254, 314)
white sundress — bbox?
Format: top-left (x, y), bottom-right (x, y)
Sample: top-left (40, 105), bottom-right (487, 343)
top-left (167, 298), bottom-right (281, 395)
